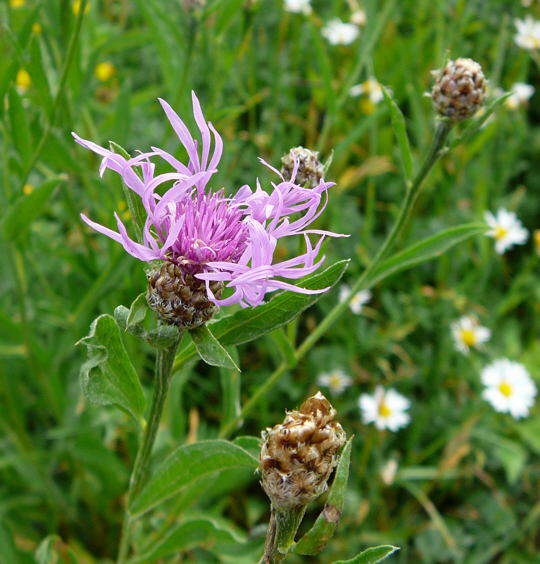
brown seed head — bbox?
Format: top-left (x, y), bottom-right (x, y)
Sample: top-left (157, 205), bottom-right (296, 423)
top-left (146, 262), bottom-right (221, 328)
top-left (431, 58), bottom-right (486, 121)
top-left (281, 146), bottom-right (325, 188)
top-left (260, 392), bottom-right (346, 510)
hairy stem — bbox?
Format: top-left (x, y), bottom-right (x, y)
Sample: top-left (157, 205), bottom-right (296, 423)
top-left (116, 335), bottom-right (180, 563)
top-left (221, 120), bottom-right (453, 439)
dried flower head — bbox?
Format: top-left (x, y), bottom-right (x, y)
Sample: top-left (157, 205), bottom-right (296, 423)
top-left (73, 93), bottom-right (345, 320)
top-left (281, 146), bottom-right (324, 188)
top-left (260, 392), bottom-right (346, 510)
top-left (431, 58), bottom-right (486, 121)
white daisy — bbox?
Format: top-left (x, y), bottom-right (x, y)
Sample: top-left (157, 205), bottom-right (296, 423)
top-left (322, 19), bottom-right (359, 45)
top-left (359, 386), bottom-right (411, 431)
top-left (339, 284), bottom-right (372, 314)
top-left (349, 77), bottom-right (384, 103)
top-left (514, 17), bottom-right (540, 50)
top-left (350, 9), bottom-right (366, 26)
top-left (284, 0), bottom-right (311, 14)
top-left (485, 208), bottom-right (529, 254)
top-left (481, 359), bottom-right (536, 419)
top-left (506, 82), bottom-right (535, 110)
top-left (451, 316), bottom-right (491, 354)
top-left (317, 369), bottom-right (352, 395)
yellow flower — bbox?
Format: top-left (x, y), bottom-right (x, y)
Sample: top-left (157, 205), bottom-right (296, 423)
top-left (32, 22), bottom-right (42, 34)
top-left (534, 229), bottom-right (540, 256)
top-left (16, 69), bottom-right (31, 93)
top-left (10, 0), bottom-right (25, 7)
top-left (72, 0), bottom-right (90, 15)
top-left (23, 184), bottom-right (34, 195)
top-left (94, 62), bottom-right (116, 82)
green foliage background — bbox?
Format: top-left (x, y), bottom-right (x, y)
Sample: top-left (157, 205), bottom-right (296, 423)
top-left (0, 0), bottom-right (538, 562)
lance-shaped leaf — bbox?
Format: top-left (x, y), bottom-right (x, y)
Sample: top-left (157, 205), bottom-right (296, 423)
top-left (333, 545), bottom-right (400, 563)
top-left (174, 260), bottom-right (350, 369)
top-left (129, 440), bottom-right (258, 517)
top-left (366, 224), bottom-right (487, 287)
top-left (78, 314), bottom-right (145, 422)
top-left (190, 324), bottom-right (240, 371)
top-left (294, 437), bottom-right (353, 555)
top-left (382, 86), bottom-right (413, 184)
top-left (35, 535), bottom-right (78, 564)
top-left (131, 517), bottom-right (248, 563)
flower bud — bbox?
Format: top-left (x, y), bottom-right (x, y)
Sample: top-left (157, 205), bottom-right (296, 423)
top-left (281, 146), bottom-right (325, 188)
top-left (431, 58), bottom-right (486, 121)
top-left (260, 392), bottom-right (346, 511)
top-left (146, 262), bottom-right (221, 328)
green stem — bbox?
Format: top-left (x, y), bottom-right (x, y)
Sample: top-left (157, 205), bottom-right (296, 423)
top-left (220, 120), bottom-right (453, 439)
top-left (116, 335), bottom-right (181, 564)
top-left (259, 507), bottom-right (305, 563)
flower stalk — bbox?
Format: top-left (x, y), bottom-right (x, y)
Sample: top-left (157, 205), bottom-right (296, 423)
top-left (220, 119), bottom-right (454, 439)
top-left (116, 331), bottom-right (181, 563)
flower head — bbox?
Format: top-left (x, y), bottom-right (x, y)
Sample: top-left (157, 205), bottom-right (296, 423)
top-left (350, 9), bottom-right (366, 27)
top-left (485, 208), bottom-right (528, 254)
top-left (451, 315), bottom-right (490, 354)
top-left (349, 78), bottom-right (384, 104)
top-left (284, 0), bottom-right (311, 14)
top-left (73, 93), bottom-right (344, 312)
top-left (339, 284), bottom-right (371, 314)
top-left (260, 392), bottom-right (346, 510)
top-left (481, 359), bottom-right (536, 419)
top-left (514, 17), bottom-right (540, 50)
top-left (317, 369), bottom-right (352, 395)
top-left (322, 19), bottom-right (359, 45)
top-left (359, 386), bottom-right (410, 431)
top-left (430, 58), bottom-right (486, 121)
top-left (16, 69), bottom-right (31, 93)
top-left (506, 82), bottom-right (535, 110)
top-left (281, 146), bottom-right (324, 188)
top-left (94, 61), bottom-right (116, 82)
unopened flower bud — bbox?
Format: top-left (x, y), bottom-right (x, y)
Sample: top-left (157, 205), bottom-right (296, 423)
top-left (146, 262), bottom-right (221, 328)
top-left (431, 58), bottom-right (486, 121)
top-left (260, 392), bottom-right (346, 510)
top-left (281, 146), bottom-right (325, 188)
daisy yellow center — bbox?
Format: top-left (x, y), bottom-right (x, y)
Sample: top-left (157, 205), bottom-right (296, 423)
top-left (378, 401), bottom-right (392, 418)
top-left (498, 382), bottom-right (513, 397)
top-left (460, 329), bottom-right (477, 347)
top-left (329, 373), bottom-right (343, 389)
top-left (494, 226), bottom-right (508, 241)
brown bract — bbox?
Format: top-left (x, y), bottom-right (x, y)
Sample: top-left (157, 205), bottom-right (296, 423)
top-left (260, 392), bottom-right (346, 510)
top-left (431, 58), bottom-right (486, 121)
top-left (146, 262), bottom-right (222, 328)
top-left (281, 146), bottom-right (325, 188)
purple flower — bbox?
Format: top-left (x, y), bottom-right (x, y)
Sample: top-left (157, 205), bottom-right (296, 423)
top-left (73, 92), bottom-right (344, 308)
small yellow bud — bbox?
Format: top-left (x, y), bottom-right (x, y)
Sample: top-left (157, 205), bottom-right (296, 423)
top-left (16, 69), bottom-right (31, 93)
top-left (534, 229), bottom-right (540, 256)
top-left (10, 0), bottom-right (26, 8)
top-left (94, 62), bottom-right (116, 82)
top-left (32, 22), bottom-right (42, 34)
top-left (23, 184), bottom-right (34, 195)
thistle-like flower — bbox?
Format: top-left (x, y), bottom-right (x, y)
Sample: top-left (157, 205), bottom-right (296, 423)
top-left (260, 392), bottom-right (346, 510)
top-left (281, 146), bottom-right (324, 188)
top-left (431, 58), bottom-right (486, 121)
top-left (73, 93), bottom-right (344, 325)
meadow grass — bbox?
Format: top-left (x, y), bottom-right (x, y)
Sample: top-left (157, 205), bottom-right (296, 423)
top-left (0, 0), bottom-right (538, 562)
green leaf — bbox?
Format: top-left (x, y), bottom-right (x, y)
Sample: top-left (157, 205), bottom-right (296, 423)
top-left (8, 87), bottom-right (32, 166)
top-left (382, 86), bottom-right (413, 183)
top-left (333, 545), bottom-right (400, 563)
top-left (78, 314), bottom-right (145, 423)
top-left (0, 524), bottom-right (21, 563)
top-left (2, 178), bottom-right (63, 243)
top-left (131, 517), bottom-right (247, 563)
top-left (367, 224), bottom-right (487, 287)
top-left (232, 436), bottom-right (261, 459)
top-left (514, 418), bottom-right (540, 454)
top-left (130, 440), bottom-right (258, 517)
top-left (126, 292), bottom-right (149, 329)
top-left (174, 260), bottom-right (349, 369)
top-left (190, 324), bottom-right (240, 371)
top-left (35, 535), bottom-right (77, 564)
top-left (294, 437), bottom-right (353, 555)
